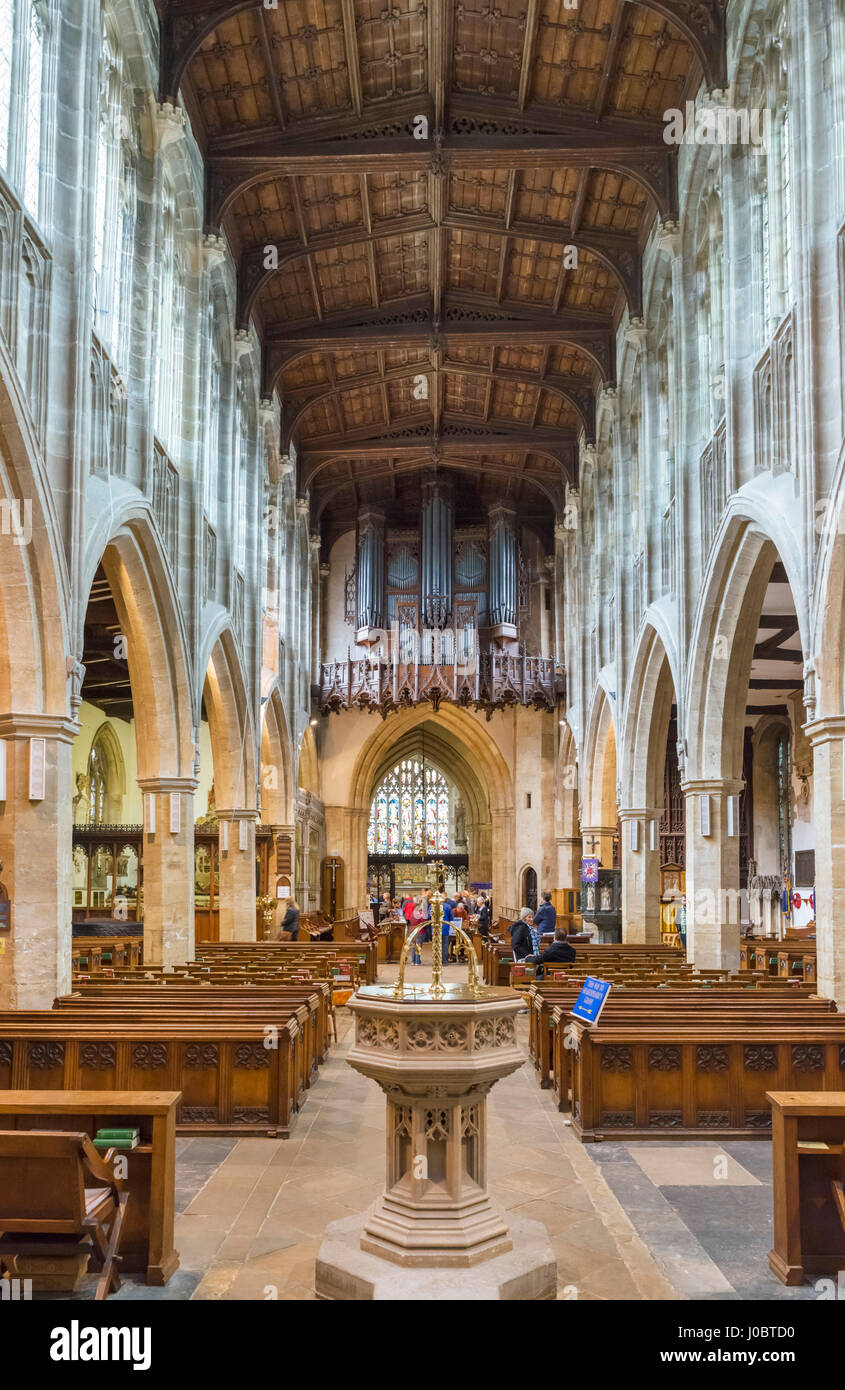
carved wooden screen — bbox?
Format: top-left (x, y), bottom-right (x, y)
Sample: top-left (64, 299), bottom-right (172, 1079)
top-left (660, 712), bottom-right (685, 867)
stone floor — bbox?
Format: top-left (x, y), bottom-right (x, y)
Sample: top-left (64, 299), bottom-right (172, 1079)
top-left (66, 960), bottom-right (825, 1301)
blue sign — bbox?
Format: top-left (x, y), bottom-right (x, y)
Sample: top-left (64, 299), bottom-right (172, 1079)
top-left (571, 976), bottom-right (612, 1025)
top-left (581, 857), bottom-right (599, 884)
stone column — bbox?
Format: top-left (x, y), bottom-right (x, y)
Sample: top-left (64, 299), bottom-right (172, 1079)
top-left (682, 778), bottom-right (743, 971)
top-left (488, 503), bottom-right (518, 643)
top-left (806, 719), bottom-right (845, 1004)
top-left (217, 809), bottom-right (259, 941)
top-left (138, 777), bottom-right (196, 967)
top-left (581, 825), bottom-right (616, 869)
top-left (356, 506), bottom-right (385, 645)
top-left (556, 834), bottom-right (582, 891)
top-left (0, 716), bottom-right (77, 1008)
top-left (618, 808), bottom-right (662, 944)
top-left (421, 476), bottom-right (454, 628)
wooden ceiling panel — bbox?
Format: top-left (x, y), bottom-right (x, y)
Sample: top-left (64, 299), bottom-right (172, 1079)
top-left (367, 171), bottom-right (430, 222)
top-left (281, 352), bottom-right (333, 391)
top-left (494, 344), bottom-right (546, 373)
top-left (375, 229), bottom-right (431, 301)
top-left (448, 169), bottom-right (510, 220)
top-left (191, 11), bottom-right (276, 137)
top-left (529, 0), bottom-right (618, 112)
top-left (299, 396), bottom-right (342, 438)
top-left (334, 349), bottom-right (381, 378)
top-left (446, 227), bottom-right (502, 298)
top-left (489, 378), bottom-right (538, 424)
top-left (262, 257), bottom-right (319, 324)
top-left (608, 8), bottom-right (691, 121)
top-left (354, 0), bottom-right (429, 103)
top-left (383, 346), bottom-right (432, 372)
top-left (263, 0), bottom-right (352, 121)
top-left (312, 242), bottom-right (374, 314)
top-left (386, 375), bottom-right (432, 417)
top-left (340, 381), bottom-right (388, 430)
top-left (453, 0), bottom-right (528, 101)
top-left (535, 390), bottom-right (579, 429)
top-left (504, 237), bottom-right (563, 306)
top-left (580, 168), bottom-right (648, 234)
top-left (229, 178), bottom-right (299, 246)
top-left (557, 249), bottom-right (617, 314)
top-left (298, 174), bottom-right (365, 236)
top-left (444, 371), bottom-right (488, 418)
top-left (442, 345), bottom-right (495, 369)
top-left (513, 168), bottom-right (581, 228)
top-left (547, 343), bottom-right (598, 377)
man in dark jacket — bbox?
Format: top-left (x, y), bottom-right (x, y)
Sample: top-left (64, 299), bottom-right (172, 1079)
top-left (526, 927), bottom-right (576, 977)
top-left (533, 891), bottom-right (556, 936)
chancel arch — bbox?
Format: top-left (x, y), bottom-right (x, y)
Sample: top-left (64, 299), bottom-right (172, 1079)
top-left (201, 628), bottom-right (257, 944)
top-left (580, 681), bottom-right (619, 872)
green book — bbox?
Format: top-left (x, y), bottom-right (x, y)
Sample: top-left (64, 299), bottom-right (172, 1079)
top-left (95, 1128), bottom-right (139, 1142)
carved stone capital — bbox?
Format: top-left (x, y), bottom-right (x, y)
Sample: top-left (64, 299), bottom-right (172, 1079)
top-left (233, 327), bottom-right (253, 360)
top-left (624, 315), bottom-right (648, 350)
top-left (655, 219), bottom-right (682, 259)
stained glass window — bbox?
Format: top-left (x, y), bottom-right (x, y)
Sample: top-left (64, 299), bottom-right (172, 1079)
top-left (368, 760), bottom-right (451, 855)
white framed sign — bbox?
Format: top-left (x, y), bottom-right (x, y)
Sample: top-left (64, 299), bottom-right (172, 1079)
top-left (726, 794), bottom-right (738, 838)
top-left (239, 818), bottom-right (248, 851)
top-left (0, 739), bottom-right (6, 800)
top-left (145, 792), bottom-right (156, 835)
top-left (169, 792), bottom-right (181, 835)
top-left (28, 737), bottom-right (46, 801)
top-left (700, 794), bottom-right (711, 837)
top-left (220, 820), bottom-right (229, 853)
top-left (629, 819), bottom-right (640, 852)
top-left (649, 818), bottom-right (657, 852)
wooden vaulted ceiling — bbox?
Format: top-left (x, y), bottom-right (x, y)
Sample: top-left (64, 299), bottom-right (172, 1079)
top-left (157, 0), bottom-right (726, 544)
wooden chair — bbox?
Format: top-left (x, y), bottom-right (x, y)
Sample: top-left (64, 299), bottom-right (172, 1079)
top-left (0, 1130), bottom-right (128, 1300)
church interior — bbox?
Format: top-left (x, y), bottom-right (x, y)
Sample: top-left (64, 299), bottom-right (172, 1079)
top-left (2, 0), bottom-right (845, 1327)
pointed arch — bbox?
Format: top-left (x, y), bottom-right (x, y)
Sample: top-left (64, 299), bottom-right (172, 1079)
top-left (202, 626), bottom-right (256, 812)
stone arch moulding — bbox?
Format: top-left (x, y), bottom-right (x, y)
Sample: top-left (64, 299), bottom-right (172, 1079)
top-left (0, 337), bottom-right (69, 717)
top-left (811, 436), bottom-right (845, 719)
top-left (259, 683), bottom-right (294, 825)
top-left (684, 500), bottom-right (808, 784)
top-left (581, 680), bottom-right (618, 833)
top-left (621, 617), bottom-right (682, 812)
top-left (203, 625), bottom-right (257, 814)
top-left (298, 723), bottom-right (320, 800)
top-left (347, 705), bottom-right (515, 907)
top-left (83, 514), bottom-right (195, 782)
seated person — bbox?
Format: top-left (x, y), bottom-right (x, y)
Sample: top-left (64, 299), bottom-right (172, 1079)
top-left (509, 912), bottom-right (534, 962)
top-left (525, 926), bottom-right (577, 978)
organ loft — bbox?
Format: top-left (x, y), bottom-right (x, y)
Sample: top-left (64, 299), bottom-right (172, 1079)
top-left (0, 0), bottom-right (842, 1343)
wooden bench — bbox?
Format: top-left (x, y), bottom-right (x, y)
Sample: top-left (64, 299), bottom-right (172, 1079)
top-left (0, 1089), bottom-right (179, 1286)
top-left (528, 981), bottom-right (833, 1091)
top-left (563, 1012), bottom-right (845, 1140)
top-left (768, 1090), bottom-right (845, 1285)
top-left (0, 1015), bottom-right (304, 1136)
top-left (71, 934), bottom-right (143, 973)
top-left (193, 940), bottom-right (378, 983)
top-left (0, 1129), bottom-right (128, 1298)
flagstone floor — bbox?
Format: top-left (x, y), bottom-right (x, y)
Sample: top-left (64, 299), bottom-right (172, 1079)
top-left (89, 960), bottom-right (822, 1302)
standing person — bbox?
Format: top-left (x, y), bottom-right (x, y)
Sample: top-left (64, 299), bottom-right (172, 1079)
top-left (477, 894), bottom-right (491, 937)
top-left (379, 892), bottom-right (392, 921)
top-left (408, 894), bottom-right (425, 965)
top-left (281, 898), bottom-right (300, 942)
top-left (441, 896), bottom-right (455, 962)
top-left (534, 891), bottom-right (556, 939)
top-left (453, 894), bottom-right (469, 962)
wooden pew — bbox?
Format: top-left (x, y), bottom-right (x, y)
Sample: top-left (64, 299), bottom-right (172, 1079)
top-left (564, 1012), bottom-right (845, 1140)
top-left (193, 939), bottom-right (378, 982)
top-left (0, 1016), bottom-right (303, 1136)
top-left (0, 1089), bottom-right (180, 1285)
top-left (767, 1090), bottom-right (845, 1285)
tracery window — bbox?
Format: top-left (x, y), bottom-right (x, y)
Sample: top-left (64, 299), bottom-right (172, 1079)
top-left (87, 740), bottom-right (107, 825)
top-left (92, 19), bottom-right (135, 368)
top-left (0, 0), bottom-right (48, 225)
top-left (153, 179), bottom-right (185, 456)
top-left (367, 760), bottom-right (450, 855)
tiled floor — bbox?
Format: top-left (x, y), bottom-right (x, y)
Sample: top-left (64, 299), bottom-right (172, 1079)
top-left (66, 962), bottom-right (825, 1301)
